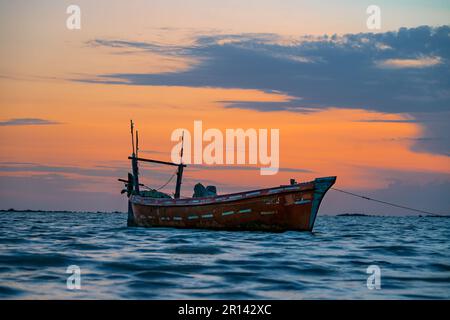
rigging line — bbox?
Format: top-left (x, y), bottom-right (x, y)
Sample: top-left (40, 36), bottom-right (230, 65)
top-left (156, 170), bottom-right (178, 191)
top-left (330, 187), bottom-right (441, 216)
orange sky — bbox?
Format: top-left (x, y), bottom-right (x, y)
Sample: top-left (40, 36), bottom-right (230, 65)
top-left (1, 79), bottom-right (448, 190)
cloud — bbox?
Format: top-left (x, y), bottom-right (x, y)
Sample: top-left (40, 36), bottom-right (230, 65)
top-left (81, 25), bottom-right (450, 155)
top-left (0, 118), bottom-right (61, 126)
top-left (219, 98), bottom-right (316, 113)
top-left (86, 39), bottom-right (190, 57)
top-left (408, 111), bottom-right (450, 156)
top-left (354, 119), bottom-right (418, 123)
top-left (140, 149), bottom-right (166, 155)
top-left (84, 26), bottom-right (450, 113)
top-left (190, 164), bottom-right (311, 173)
top-left (0, 162), bottom-right (125, 178)
top-left (377, 56), bottom-right (442, 69)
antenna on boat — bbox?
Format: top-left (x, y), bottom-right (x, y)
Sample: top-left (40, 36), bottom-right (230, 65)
top-left (174, 130), bottom-right (185, 199)
top-left (180, 130), bottom-right (185, 163)
top-left (136, 130), bottom-right (139, 158)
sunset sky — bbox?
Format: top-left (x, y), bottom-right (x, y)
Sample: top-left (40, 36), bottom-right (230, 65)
top-left (0, 0), bottom-right (449, 214)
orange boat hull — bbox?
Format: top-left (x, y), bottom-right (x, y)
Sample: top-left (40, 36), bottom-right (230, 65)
top-left (128, 176), bottom-right (336, 232)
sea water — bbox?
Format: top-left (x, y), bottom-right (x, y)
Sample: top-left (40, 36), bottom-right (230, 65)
top-left (0, 211), bottom-right (448, 299)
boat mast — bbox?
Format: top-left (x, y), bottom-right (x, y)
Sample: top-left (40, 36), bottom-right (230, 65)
top-left (127, 123), bottom-right (187, 199)
top-left (130, 120), bottom-right (140, 193)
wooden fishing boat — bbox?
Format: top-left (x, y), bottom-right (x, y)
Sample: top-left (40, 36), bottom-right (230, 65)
top-left (120, 122), bottom-right (336, 232)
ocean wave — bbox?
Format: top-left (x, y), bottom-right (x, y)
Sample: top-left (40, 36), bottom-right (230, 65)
top-left (0, 213), bottom-right (449, 299)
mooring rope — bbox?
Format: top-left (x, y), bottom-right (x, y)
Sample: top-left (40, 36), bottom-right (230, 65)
top-left (331, 187), bottom-right (442, 216)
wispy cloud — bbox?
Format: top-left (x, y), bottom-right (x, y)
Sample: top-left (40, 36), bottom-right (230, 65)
top-left (140, 149), bottom-right (166, 155)
top-left (219, 98), bottom-right (316, 113)
top-left (355, 119), bottom-right (418, 123)
top-left (86, 39), bottom-right (192, 57)
top-left (0, 118), bottom-right (61, 126)
top-left (0, 162), bottom-right (124, 178)
top-left (190, 164), bottom-right (311, 173)
top-left (376, 56), bottom-right (442, 69)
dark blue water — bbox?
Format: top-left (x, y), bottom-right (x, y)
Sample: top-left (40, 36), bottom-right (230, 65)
top-left (0, 211), bottom-right (449, 299)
